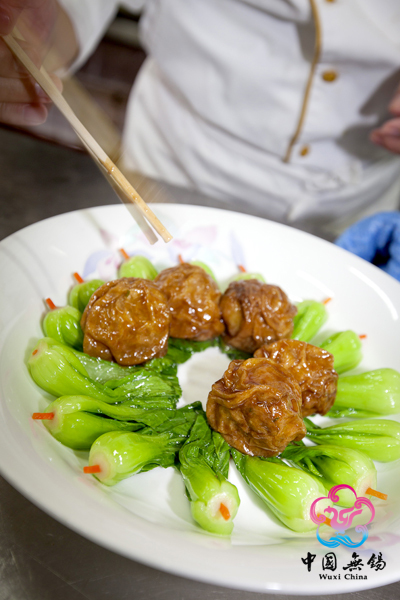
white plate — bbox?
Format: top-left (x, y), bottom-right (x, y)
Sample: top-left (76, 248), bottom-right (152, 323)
top-left (1, 204), bottom-right (400, 595)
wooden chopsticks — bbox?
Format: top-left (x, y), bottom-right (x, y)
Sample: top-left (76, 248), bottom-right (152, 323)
top-left (3, 31), bottom-right (173, 245)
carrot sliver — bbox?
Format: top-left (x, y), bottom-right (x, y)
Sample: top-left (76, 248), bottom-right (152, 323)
top-left (219, 503), bottom-right (230, 521)
top-left (366, 487), bottom-right (387, 501)
top-left (83, 465), bottom-right (101, 474)
top-left (32, 349), bottom-right (38, 356)
top-left (359, 334), bottom-right (367, 340)
top-left (322, 297), bottom-right (332, 305)
top-left (317, 514), bottom-right (331, 527)
top-left (119, 248), bottom-right (130, 261)
top-left (73, 272), bottom-right (84, 284)
top-left (32, 412), bottom-right (54, 420)
top-left (45, 298), bottom-right (56, 310)
top-left (178, 254), bottom-right (184, 264)
top-left (238, 264), bottom-right (246, 273)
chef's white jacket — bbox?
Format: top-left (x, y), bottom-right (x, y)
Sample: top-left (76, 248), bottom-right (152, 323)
top-left (59, 0), bottom-right (400, 237)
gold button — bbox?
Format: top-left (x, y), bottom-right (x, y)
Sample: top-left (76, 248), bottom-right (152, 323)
top-left (322, 70), bottom-right (338, 82)
top-left (299, 145), bottom-right (310, 157)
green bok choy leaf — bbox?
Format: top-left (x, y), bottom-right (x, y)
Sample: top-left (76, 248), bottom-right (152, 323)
top-left (178, 413), bottom-right (240, 535)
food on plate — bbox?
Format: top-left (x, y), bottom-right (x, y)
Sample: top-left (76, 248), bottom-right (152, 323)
top-left (36, 395), bottom-right (201, 450)
top-left (219, 279), bottom-right (297, 353)
top-left (29, 338), bottom-right (117, 402)
top-left (281, 444), bottom-right (377, 508)
top-left (154, 263), bottom-right (224, 340)
top-left (319, 330), bottom-right (363, 374)
top-left (69, 278), bottom-right (104, 312)
top-left (178, 413), bottom-right (240, 535)
top-left (189, 260), bottom-right (217, 281)
top-left (67, 335), bottom-right (205, 390)
top-left (162, 337), bottom-right (218, 365)
top-left (42, 305), bottom-right (83, 350)
top-left (254, 339), bottom-right (338, 417)
top-left (28, 338), bottom-right (180, 407)
top-left (291, 299), bottom-right (328, 342)
top-left (328, 368), bottom-right (400, 418)
top-left (37, 395), bottom-right (143, 450)
top-left (206, 358), bottom-right (306, 457)
top-left (88, 431), bottom-right (181, 485)
top-left (67, 345), bottom-right (154, 383)
top-left (118, 254), bottom-right (158, 280)
top-left (231, 448), bottom-right (332, 533)
top-left (81, 277), bottom-right (171, 365)
top-left (226, 271), bottom-right (266, 285)
top-left (28, 253), bottom-right (396, 537)
top-left (304, 417), bottom-right (400, 462)
top-left (86, 403), bottom-right (202, 485)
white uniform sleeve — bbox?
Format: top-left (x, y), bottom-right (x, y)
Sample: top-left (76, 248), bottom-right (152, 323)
top-left (58, 0), bottom-right (147, 71)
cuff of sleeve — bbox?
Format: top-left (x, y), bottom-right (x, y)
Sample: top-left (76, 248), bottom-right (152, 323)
top-left (57, 0), bottom-right (119, 73)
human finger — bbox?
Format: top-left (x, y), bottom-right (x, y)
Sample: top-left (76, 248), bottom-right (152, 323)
top-left (0, 100), bottom-right (48, 125)
top-left (375, 117), bottom-right (400, 138)
top-left (0, 37), bottom-right (42, 78)
top-left (389, 85), bottom-right (400, 116)
top-left (0, 1), bottom-right (57, 46)
top-left (370, 132), bottom-right (400, 154)
top-left (0, 0), bottom-right (28, 34)
top-left (370, 119), bottom-right (400, 155)
top-left (0, 75), bottom-right (52, 103)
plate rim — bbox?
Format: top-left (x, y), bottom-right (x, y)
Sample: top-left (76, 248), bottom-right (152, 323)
top-left (1, 202), bottom-right (400, 595)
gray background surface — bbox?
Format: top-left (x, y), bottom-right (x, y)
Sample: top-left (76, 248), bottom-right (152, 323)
top-left (0, 127), bottom-right (399, 600)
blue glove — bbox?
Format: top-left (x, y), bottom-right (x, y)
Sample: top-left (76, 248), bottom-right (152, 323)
top-left (335, 212), bottom-right (400, 281)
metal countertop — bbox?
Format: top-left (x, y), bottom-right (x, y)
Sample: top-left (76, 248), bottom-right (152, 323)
top-left (1, 127), bottom-right (399, 600)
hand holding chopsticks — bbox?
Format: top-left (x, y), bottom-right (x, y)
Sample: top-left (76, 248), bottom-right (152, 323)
top-left (3, 30), bottom-right (173, 245)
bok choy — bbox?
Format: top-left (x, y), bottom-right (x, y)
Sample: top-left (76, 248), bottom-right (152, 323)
top-left (178, 413), bottom-right (240, 535)
top-left (304, 417), bottom-right (400, 462)
top-left (232, 449), bottom-right (331, 532)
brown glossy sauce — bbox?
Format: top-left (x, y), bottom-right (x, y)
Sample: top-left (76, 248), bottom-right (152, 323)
top-left (255, 339), bottom-right (338, 417)
top-left (206, 358), bottom-right (306, 457)
top-left (155, 263), bottom-right (224, 340)
top-left (81, 277), bottom-right (171, 365)
top-left (220, 280), bottom-right (297, 353)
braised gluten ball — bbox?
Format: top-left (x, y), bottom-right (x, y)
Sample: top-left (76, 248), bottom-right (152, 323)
top-left (255, 339), bottom-right (338, 417)
top-left (206, 358), bottom-right (306, 457)
top-left (220, 279), bottom-right (297, 354)
top-left (154, 263), bottom-right (224, 340)
top-left (81, 277), bottom-right (171, 365)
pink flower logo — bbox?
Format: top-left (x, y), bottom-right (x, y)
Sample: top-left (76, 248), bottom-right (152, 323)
top-left (310, 485), bottom-right (375, 548)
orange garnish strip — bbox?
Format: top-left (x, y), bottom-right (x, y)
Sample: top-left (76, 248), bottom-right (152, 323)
top-left (178, 254), bottom-right (184, 264)
top-left (322, 297), bottom-right (332, 305)
top-left (119, 248), bottom-right (130, 261)
top-left (45, 298), bottom-right (56, 310)
top-left (32, 412), bottom-right (54, 420)
top-left (366, 487), bottom-right (387, 501)
top-left (238, 264), bottom-right (246, 273)
top-left (73, 272), bottom-right (84, 284)
top-left (317, 514), bottom-right (331, 527)
top-left (32, 349), bottom-right (38, 356)
top-left (359, 334), bottom-right (367, 340)
top-left (83, 465), bottom-right (101, 474)
top-left (219, 503), bottom-right (231, 521)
